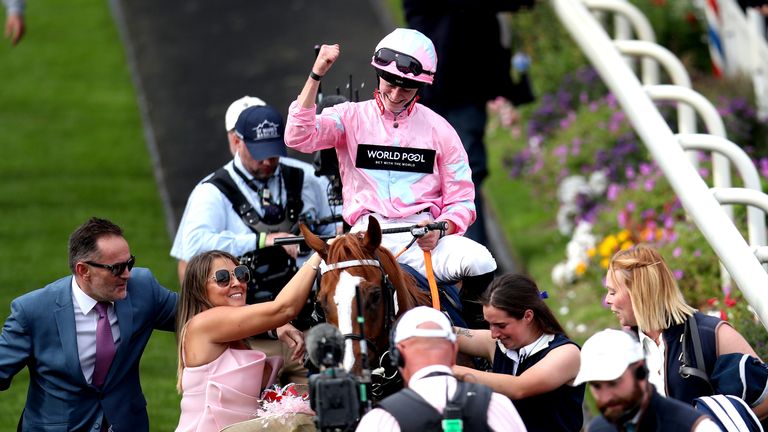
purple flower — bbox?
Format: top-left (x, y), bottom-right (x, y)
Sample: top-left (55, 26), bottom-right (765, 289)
top-left (626, 201), bottom-right (636, 212)
top-left (760, 157), bottom-right (768, 179)
top-left (673, 247), bottom-right (682, 258)
top-left (673, 269), bottom-right (684, 280)
top-left (571, 138), bottom-right (582, 156)
top-left (607, 183), bottom-right (620, 201)
top-left (625, 166), bottom-right (636, 179)
top-left (694, 249), bottom-right (702, 257)
top-left (663, 216), bottom-right (674, 229)
top-left (617, 210), bottom-right (627, 228)
top-left (639, 162), bottom-right (653, 176)
top-left (643, 179), bottom-right (655, 191)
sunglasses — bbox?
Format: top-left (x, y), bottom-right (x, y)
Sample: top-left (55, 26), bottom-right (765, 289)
top-left (373, 48), bottom-right (433, 77)
top-left (210, 265), bottom-right (251, 288)
top-left (84, 255), bottom-right (136, 277)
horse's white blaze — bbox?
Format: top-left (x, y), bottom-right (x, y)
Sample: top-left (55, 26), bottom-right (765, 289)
top-left (334, 271), bottom-right (362, 371)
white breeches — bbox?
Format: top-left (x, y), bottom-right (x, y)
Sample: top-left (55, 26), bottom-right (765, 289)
top-left (351, 213), bottom-right (497, 283)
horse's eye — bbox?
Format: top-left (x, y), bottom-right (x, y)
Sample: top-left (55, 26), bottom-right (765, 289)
top-left (366, 288), bottom-right (382, 309)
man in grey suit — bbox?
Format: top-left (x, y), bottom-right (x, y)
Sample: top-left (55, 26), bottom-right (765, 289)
top-left (0, 217), bottom-right (178, 431)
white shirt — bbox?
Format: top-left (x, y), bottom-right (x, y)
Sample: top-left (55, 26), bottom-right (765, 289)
top-left (639, 331), bottom-right (667, 396)
top-left (496, 333), bottom-right (555, 374)
top-left (71, 278), bottom-right (120, 384)
top-left (170, 155), bottom-right (336, 262)
top-left (355, 365), bottom-right (527, 431)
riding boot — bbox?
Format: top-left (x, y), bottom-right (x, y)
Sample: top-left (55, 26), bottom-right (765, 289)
top-left (459, 271), bottom-right (494, 329)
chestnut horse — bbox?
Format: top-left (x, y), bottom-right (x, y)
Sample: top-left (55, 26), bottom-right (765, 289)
top-left (300, 216), bottom-right (431, 375)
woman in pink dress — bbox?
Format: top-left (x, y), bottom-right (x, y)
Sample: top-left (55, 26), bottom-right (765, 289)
top-left (175, 249), bottom-right (321, 431)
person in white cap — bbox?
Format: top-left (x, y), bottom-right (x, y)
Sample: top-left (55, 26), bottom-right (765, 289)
top-left (355, 306), bottom-right (527, 431)
top-left (224, 95), bottom-right (266, 156)
top-left (575, 329), bottom-right (720, 432)
top-left (171, 103), bottom-right (337, 385)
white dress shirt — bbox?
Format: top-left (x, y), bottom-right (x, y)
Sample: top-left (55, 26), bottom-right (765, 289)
top-left (639, 330), bottom-right (667, 396)
top-left (71, 278), bottom-right (120, 384)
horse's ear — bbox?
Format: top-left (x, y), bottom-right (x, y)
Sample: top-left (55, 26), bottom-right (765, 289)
top-left (299, 223), bottom-right (328, 260)
top-left (363, 216), bottom-right (382, 253)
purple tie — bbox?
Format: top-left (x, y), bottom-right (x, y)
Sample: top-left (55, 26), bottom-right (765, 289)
top-left (92, 302), bottom-right (116, 388)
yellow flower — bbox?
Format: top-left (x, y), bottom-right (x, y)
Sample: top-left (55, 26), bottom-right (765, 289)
top-left (575, 262), bottom-right (587, 276)
top-left (621, 241), bottom-right (634, 250)
top-left (587, 247), bottom-right (596, 258)
top-left (600, 257), bottom-right (610, 269)
top-left (599, 235), bottom-right (618, 257)
top-left (617, 230), bottom-right (630, 242)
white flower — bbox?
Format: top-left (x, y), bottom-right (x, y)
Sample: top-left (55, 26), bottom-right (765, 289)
top-left (551, 263), bottom-right (567, 286)
top-left (556, 203), bottom-right (579, 235)
top-left (588, 170), bottom-right (609, 197)
top-left (557, 175), bottom-right (589, 204)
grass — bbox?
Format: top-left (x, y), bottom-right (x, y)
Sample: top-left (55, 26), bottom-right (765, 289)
top-left (0, 0), bottom-right (181, 428)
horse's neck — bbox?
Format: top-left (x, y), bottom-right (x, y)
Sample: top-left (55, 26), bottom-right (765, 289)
top-left (388, 267), bottom-right (428, 309)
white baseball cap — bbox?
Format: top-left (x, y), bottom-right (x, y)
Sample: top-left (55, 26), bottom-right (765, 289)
top-left (225, 96), bottom-right (267, 131)
top-left (573, 328), bottom-right (645, 385)
top-left (394, 306), bottom-right (456, 344)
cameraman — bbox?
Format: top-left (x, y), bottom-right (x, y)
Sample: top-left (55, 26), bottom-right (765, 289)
top-left (171, 101), bottom-right (336, 384)
top-left (356, 306), bottom-right (527, 431)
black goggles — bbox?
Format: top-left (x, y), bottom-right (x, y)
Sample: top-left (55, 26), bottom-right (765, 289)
top-left (84, 255), bottom-right (136, 277)
top-left (211, 265), bottom-right (251, 287)
top-left (373, 48), bottom-right (433, 77)
top-left (377, 69), bottom-right (422, 90)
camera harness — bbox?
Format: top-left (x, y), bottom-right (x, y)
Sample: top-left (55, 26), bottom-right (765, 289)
top-left (204, 163), bottom-right (305, 235)
top-left (376, 371), bottom-right (492, 432)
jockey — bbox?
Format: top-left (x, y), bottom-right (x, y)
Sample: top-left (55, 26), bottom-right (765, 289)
top-left (284, 28), bottom-right (496, 325)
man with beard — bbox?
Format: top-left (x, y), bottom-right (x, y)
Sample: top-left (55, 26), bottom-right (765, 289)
top-left (574, 329), bottom-right (720, 432)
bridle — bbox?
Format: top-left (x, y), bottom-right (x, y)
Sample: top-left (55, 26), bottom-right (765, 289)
top-left (319, 256), bottom-right (398, 361)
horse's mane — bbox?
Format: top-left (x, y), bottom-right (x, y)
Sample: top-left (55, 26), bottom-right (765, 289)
top-left (326, 233), bottom-right (430, 313)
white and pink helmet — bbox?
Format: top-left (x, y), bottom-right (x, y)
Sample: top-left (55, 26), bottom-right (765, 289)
top-left (371, 28), bottom-right (437, 86)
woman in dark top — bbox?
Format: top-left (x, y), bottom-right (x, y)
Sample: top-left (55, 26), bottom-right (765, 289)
top-left (605, 244), bottom-right (768, 421)
top-left (453, 273), bottom-right (585, 431)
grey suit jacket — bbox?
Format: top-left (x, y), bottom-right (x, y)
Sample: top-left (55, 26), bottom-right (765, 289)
top-left (0, 267), bottom-right (177, 431)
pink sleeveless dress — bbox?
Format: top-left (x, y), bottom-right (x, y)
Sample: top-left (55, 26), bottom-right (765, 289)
top-left (175, 348), bottom-right (282, 432)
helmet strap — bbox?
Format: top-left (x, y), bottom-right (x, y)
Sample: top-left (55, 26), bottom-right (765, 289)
top-left (374, 89), bottom-right (385, 114)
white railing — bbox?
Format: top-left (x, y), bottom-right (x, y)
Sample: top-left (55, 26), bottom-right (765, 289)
top-left (551, 0), bottom-right (768, 330)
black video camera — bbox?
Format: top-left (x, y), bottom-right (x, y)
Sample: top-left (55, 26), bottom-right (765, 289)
top-left (306, 323), bottom-right (371, 431)
top-left (309, 367), bottom-right (362, 432)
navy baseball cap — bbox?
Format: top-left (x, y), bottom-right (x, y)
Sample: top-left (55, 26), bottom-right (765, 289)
top-left (234, 105), bottom-right (288, 160)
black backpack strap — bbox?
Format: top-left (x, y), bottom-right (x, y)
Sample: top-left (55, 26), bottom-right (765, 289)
top-left (679, 315), bottom-right (712, 385)
top-left (377, 388), bottom-right (442, 431)
top-left (279, 163), bottom-right (304, 224)
top-left (448, 381), bottom-right (492, 432)
top-left (204, 168), bottom-right (261, 233)
top-left (377, 379), bottom-right (493, 432)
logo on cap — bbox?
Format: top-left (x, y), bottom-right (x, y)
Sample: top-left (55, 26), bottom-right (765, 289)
top-left (253, 120), bottom-right (280, 141)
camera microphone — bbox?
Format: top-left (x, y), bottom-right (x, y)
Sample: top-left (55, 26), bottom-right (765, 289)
top-left (306, 323), bottom-right (345, 369)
